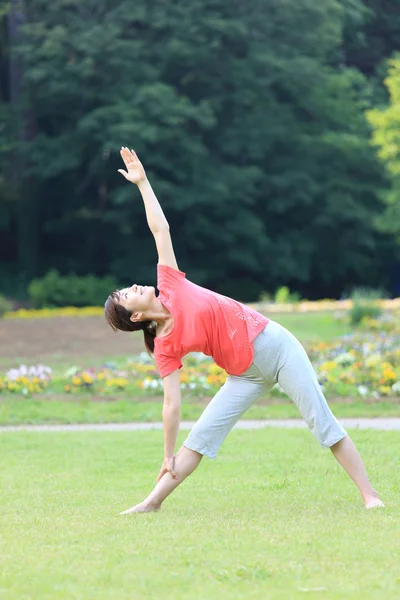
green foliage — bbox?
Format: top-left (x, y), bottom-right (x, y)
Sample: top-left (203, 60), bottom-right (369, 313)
top-left (367, 59), bottom-right (400, 176)
top-left (0, 295), bottom-right (12, 317)
top-left (274, 286), bottom-right (301, 304)
top-left (366, 58), bottom-right (400, 242)
top-left (349, 287), bottom-right (383, 325)
top-left (28, 270), bottom-right (119, 308)
top-left (0, 0), bottom-right (398, 300)
top-left (341, 0), bottom-right (400, 78)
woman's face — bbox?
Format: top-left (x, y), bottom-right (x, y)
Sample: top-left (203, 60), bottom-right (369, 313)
top-left (117, 284), bottom-right (156, 315)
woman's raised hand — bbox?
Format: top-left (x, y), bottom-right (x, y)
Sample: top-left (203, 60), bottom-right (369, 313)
top-left (118, 147), bottom-right (147, 185)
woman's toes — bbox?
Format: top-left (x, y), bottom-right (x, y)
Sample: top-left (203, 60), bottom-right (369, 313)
top-left (120, 502), bottom-right (160, 514)
top-left (365, 497), bottom-right (385, 509)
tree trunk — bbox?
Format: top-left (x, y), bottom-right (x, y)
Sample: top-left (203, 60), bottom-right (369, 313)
top-left (8, 0), bottom-right (37, 281)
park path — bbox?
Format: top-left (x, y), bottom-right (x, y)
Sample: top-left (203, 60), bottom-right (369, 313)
top-left (1, 418), bottom-right (400, 432)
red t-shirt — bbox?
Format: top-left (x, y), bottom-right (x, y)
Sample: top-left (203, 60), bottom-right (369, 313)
top-left (154, 265), bottom-right (269, 378)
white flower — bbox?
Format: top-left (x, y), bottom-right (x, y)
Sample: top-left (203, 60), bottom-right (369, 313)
top-left (392, 381), bottom-right (400, 394)
top-left (64, 366), bottom-right (79, 378)
top-left (6, 369), bottom-right (19, 381)
top-left (335, 353), bottom-right (355, 366)
top-left (357, 385), bottom-right (369, 397)
top-left (137, 352), bottom-right (153, 364)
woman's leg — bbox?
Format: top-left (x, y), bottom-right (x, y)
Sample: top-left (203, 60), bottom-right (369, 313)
top-left (268, 322), bottom-right (384, 508)
top-left (330, 436), bottom-right (384, 508)
top-left (121, 366), bottom-right (267, 514)
top-left (120, 446), bottom-right (203, 514)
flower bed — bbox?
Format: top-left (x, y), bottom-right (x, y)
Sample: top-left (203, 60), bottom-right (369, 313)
top-left (4, 306), bottom-right (104, 319)
top-left (1, 312), bottom-right (399, 399)
top-left (4, 298), bottom-right (400, 319)
top-left (0, 353), bottom-right (227, 398)
top-left (307, 311), bottom-right (400, 398)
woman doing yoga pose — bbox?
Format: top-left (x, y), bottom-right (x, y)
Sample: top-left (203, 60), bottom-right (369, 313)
top-left (105, 148), bottom-right (384, 513)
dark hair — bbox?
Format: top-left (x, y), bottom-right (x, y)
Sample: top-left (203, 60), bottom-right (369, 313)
top-left (104, 291), bottom-right (156, 354)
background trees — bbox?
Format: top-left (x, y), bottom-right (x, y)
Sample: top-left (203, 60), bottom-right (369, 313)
top-left (1, 0), bottom-right (399, 301)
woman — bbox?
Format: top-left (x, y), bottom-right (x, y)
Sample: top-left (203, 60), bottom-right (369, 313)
top-left (105, 147), bottom-right (384, 513)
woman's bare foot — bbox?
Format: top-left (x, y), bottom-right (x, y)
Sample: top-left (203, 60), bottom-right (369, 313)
top-left (120, 501), bottom-right (161, 515)
top-left (364, 491), bottom-right (385, 509)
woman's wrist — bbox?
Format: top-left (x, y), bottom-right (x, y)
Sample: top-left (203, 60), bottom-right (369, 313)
top-left (137, 177), bottom-right (150, 191)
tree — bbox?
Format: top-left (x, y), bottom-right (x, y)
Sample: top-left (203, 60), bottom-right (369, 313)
top-left (367, 57), bottom-right (400, 245)
top-left (0, 0), bottom-right (396, 299)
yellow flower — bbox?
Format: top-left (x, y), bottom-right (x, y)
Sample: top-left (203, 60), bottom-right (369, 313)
top-left (97, 372), bottom-right (105, 380)
top-left (206, 374), bottom-right (226, 385)
top-left (379, 386), bottom-right (392, 396)
top-left (382, 368), bottom-right (396, 382)
top-left (81, 372), bottom-right (93, 384)
top-left (320, 361), bottom-right (337, 372)
top-left (72, 376), bottom-right (81, 386)
top-left (209, 364), bottom-right (225, 375)
top-left (381, 362), bottom-right (394, 370)
top-left (5, 306), bottom-right (104, 319)
top-left (116, 378), bottom-right (128, 388)
top-left (339, 372), bottom-right (355, 384)
top-left (365, 354), bottom-right (382, 368)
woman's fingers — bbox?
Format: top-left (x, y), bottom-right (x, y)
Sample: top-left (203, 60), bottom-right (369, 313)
top-left (120, 147), bottom-right (136, 163)
top-left (156, 467), bottom-right (178, 482)
top-left (167, 457), bottom-right (178, 480)
top-left (120, 147), bottom-right (131, 168)
top-left (157, 468), bottom-right (167, 483)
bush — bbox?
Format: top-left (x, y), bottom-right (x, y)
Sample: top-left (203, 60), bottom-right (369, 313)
top-left (349, 287), bottom-right (383, 326)
top-left (28, 270), bottom-right (120, 308)
top-left (274, 286), bottom-right (301, 304)
top-left (258, 291), bottom-right (272, 302)
top-left (0, 295), bottom-right (12, 317)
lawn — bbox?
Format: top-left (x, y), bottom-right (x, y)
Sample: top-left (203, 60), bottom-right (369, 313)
top-left (1, 428), bottom-right (399, 600)
top-left (2, 397), bottom-right (400, 426)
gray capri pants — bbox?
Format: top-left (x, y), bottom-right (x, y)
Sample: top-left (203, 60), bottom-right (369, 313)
top-left (183, 320), bottom-right (347, 459)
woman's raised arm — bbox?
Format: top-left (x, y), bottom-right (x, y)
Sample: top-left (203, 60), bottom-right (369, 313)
top-left (118, 147), bottom-right (178, 270)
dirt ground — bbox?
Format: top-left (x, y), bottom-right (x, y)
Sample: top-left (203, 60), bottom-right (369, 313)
top-left (0, 316), bottom-right (144, 368)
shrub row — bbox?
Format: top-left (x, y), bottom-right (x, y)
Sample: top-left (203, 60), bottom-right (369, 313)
top-left (27, 270), bottom-right (119, 308)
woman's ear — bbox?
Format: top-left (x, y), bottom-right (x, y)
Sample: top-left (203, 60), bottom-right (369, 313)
top-left (130, 312), bottom-right (142, 322)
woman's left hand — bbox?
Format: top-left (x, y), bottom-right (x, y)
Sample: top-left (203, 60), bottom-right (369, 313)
top-left (157, 456), bottom-right (178, 482)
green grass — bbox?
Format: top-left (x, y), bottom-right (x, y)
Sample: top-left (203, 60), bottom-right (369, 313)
top-left (1, 397), bottom-right (400, 426)
top-left (0, 429), bottom-right (399, 599)
top-left (272, 311), bottom-right (351, 342)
